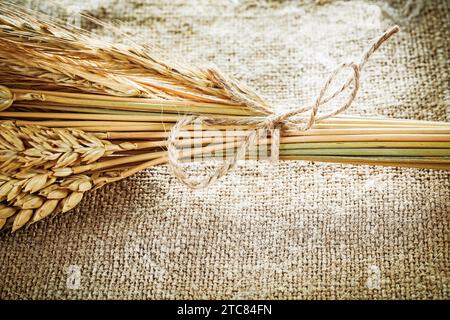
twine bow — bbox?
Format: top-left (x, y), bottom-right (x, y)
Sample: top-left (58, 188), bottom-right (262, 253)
top-left (168, 26), bottom-right (400, 189)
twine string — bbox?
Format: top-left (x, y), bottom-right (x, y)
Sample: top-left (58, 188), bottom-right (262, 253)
top-left (168, 26), bottom-right (400, 189)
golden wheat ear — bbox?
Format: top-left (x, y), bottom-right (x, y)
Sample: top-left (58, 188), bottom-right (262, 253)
top-left (0, 3), bottom-right (270, 111)
top-left (0, 118), bottom-right (166, 232)
top-left (0, 121), bottom-right (103, 231)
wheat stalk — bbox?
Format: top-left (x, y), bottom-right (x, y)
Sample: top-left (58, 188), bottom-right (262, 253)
top-left (0, 5), bottom-right (449, 231)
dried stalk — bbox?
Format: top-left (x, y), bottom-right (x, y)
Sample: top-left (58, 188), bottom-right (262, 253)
top-left (0, 5), bottom-right (449, 231)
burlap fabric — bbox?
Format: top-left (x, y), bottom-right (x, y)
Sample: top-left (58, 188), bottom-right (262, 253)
top-left (1, 0), bottom-right (448, 299)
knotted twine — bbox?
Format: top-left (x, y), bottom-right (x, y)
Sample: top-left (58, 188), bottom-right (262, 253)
top-left (168, 26), bottom-right (400, 189)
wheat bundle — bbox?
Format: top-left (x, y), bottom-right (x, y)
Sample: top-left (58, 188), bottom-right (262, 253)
top-left (0, 4), bottom-right (449, 231)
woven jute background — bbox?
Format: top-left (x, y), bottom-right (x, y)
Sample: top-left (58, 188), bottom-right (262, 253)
top-left (1, 0), bottom-right (449, 299)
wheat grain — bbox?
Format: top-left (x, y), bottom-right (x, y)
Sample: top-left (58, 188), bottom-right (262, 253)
top-left (0, 85), bottom-right (13, 111)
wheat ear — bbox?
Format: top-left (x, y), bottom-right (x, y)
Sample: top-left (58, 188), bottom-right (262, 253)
top-left (0, 121), bottom-right (147, 231)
